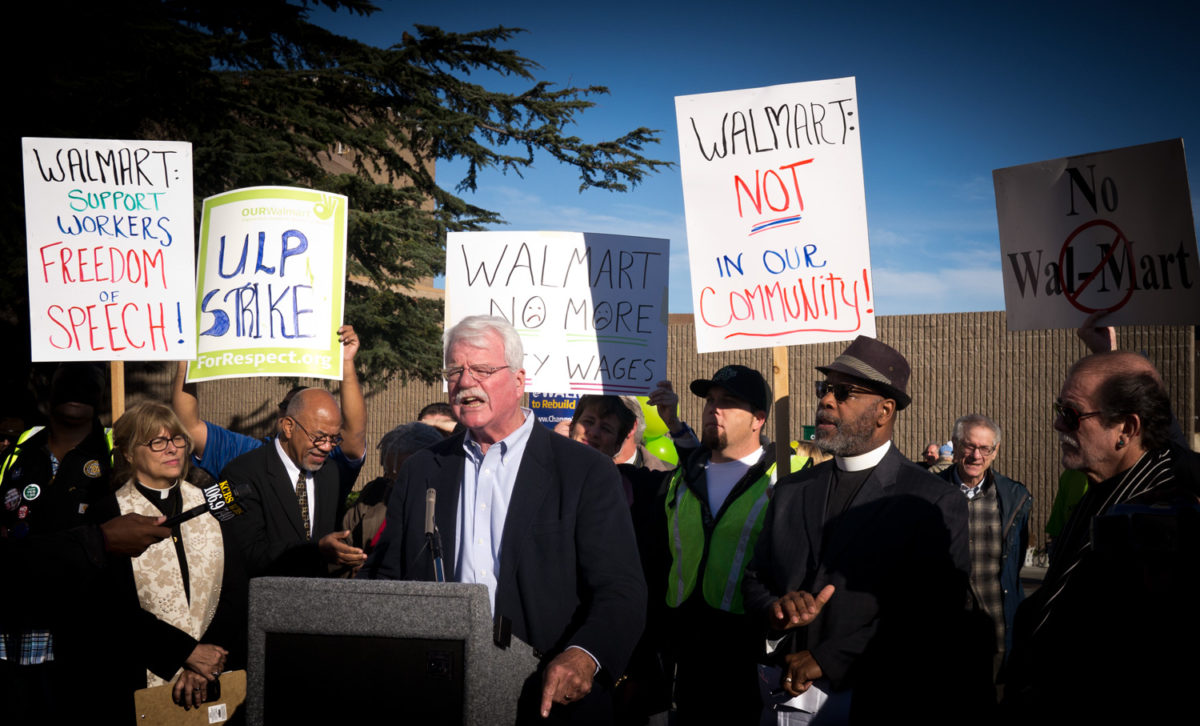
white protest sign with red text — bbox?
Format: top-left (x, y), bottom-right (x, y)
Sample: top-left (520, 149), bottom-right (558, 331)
top-left (994, 139), bottom-right (1200, 330)
top-left (23, 137), bottom-right (195, 361)
top-left (675, 77), bottom-right (875, 353)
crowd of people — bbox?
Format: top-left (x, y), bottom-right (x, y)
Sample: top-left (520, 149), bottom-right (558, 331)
top-left (1, 313), bottom-right (1197, 724)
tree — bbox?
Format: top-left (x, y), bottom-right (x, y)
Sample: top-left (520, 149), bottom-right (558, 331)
top-left (2, 0), bottom-right (669, 389)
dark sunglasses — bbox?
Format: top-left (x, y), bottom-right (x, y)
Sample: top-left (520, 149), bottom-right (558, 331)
top-left (814, 380), bottom-right (881, 402)
top-left (1053, 399), bottom-right (1103, 431)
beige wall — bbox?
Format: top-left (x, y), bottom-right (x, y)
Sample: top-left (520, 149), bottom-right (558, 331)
top-left (121, 311), bottom-right (1195, 552)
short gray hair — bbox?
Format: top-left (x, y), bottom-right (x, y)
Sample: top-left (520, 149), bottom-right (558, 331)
top-left (619, 396), bottom-right (646, 441)
top-left (444, 315), bottom-right (524, 370)
top-left (951, 413), bottom-right (1001, 447)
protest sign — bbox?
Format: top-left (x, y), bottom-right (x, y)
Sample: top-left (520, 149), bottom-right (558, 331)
top-left (675, 77), bottom-right (875, 354)
top-left (22, 137), bottom-right (195, 361)
top-left (530, 393), bottom-right (579, 429)
top-left (994, 139), bottom-right (1200, 330)
top-left (188, 187), bottom-right (347, 382)
top-left (445, 231), bottom-right (669, 396)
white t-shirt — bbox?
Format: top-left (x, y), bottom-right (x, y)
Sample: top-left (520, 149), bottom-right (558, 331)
top-left (705, 447), bottom-right (765, 514)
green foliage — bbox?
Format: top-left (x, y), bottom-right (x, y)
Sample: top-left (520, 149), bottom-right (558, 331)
top-left (2, 0), bottom-right (669, 387)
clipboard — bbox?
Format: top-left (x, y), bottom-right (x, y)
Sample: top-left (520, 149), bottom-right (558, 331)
top-left (133, 669), bottom-right (246, 725)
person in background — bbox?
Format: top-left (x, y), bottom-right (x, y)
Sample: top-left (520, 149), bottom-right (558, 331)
top-left (928, 442), bottom-right (955, 474)
top-left (918, 441), bottom-right (940, 469)
top-left (0, 363), bottom-right (114, 722)
top-left (569, 395), bottom-right (637, 461)
top-left (341, 422), bottom-right (443, 555)
top-left (170, 325), bottom-right (366, 480)
top-left (937, 413), bottom-right (1031, 683)
top-left (794, 440), bottom-right (831, 470)
top-left (417, 402), bottom-right (461, 437)
top-left (220, 388), bottom-right (366, 577)
top-left (0, 416), bottom-right (25, 459)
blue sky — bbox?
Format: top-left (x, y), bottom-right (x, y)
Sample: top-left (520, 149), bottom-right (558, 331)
top-left (314, 0), bottom-right (1200, 315)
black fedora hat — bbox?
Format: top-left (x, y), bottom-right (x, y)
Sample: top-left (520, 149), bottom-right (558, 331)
top-left (816, 335), bottom-right (912, 409)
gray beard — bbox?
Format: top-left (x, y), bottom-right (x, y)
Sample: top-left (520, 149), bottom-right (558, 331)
top-left (813, 410), bottom-right (876, 456)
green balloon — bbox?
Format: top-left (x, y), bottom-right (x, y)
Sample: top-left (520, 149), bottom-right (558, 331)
top-left (638, 396), bottom-right (669, 440)
top-left (644, 434), bottom-right (678, 466)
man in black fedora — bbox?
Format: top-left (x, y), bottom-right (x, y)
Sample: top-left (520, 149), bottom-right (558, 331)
top-left (744, 335), bottom-right (991, 723)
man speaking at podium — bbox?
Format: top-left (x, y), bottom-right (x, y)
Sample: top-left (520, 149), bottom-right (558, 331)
top-left (367, 316), bottom-right (647, 723)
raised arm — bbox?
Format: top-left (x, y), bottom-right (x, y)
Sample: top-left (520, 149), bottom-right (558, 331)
top-left (646, 379), bottom-right (684, 435)
top-left (337, 325), bottom-right (367, 460)
top-left (172, 361), bottom-right (209, 456)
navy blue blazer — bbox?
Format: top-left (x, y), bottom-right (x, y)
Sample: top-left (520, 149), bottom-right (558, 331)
top-left (367, 421), bottom-right (647, 680)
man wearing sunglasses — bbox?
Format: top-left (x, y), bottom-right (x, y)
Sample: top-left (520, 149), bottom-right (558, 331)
top-left (936, 414), bottom-right (1030, 685)
top-left (744, 335), bottom-right (985, 722)
top-left (1004, 350), bottom-right (1200, 721)
top-left (219, 388), bottom-right (366, 577)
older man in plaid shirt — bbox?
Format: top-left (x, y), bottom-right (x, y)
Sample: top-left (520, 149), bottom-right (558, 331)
top-left (937, 413), bottom-right (1031, 683)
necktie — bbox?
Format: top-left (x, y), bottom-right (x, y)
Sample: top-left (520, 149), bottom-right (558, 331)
top-left (296, 470), bottom-right (311, 539)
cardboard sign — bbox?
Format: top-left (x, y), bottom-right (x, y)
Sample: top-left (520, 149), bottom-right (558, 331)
top-left (188, 187), bottom-right (347, 381)
top-left (995, 139), bottom-right (1200, 329)
top-left (445, 231), bottom-right (669, 395)
top-left (675, 77), bottom-right (875, 353)
top-left (22, 137), bottom-right (195, 361)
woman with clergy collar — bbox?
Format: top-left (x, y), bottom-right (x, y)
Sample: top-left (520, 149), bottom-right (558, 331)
top-left (94, 401), bottom-right (246, 716)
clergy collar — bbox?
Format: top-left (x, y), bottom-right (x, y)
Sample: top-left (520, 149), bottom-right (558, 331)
top-left (834, 440), bottom-right (891, 472)
top-left (136, 479), bottom-right (178, 499)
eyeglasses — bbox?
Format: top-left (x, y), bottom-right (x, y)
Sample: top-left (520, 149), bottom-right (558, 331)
top-left (141, 434), bottom-right (187, 452)
top-left (1054, 400), bottom-right (1103, 431)
top-left (958, 443), bottom-right (996, 456)
top-left (288, 417), bottom-right (343, 447)
top-left (815, 380), bottom-right (880, 402)
top-left (442, 364), bottom-right (509, 383)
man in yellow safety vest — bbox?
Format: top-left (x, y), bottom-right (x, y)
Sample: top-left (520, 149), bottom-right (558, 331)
top-left (663, 364), bottom-right (785, 724)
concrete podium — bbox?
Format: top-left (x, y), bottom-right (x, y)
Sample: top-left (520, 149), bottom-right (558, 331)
top-left (247, 578), bottom-right (538, 725)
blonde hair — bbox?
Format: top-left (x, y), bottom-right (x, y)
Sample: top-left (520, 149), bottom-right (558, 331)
top-left (112, 400), bottom-right (192, 484)
top-left (795, 440), bottom-right (831, 466)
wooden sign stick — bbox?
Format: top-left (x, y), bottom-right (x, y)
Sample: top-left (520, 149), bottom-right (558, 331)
top-left (772, 345), bottom-right (790, 476)
top-left (110, 361), bottom-right (125, 421)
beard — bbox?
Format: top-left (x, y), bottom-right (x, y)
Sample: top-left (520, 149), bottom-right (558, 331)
top-left (813, 406), bottom-right (877, 456)
top-left (701, 427), bottom-right (728, 452)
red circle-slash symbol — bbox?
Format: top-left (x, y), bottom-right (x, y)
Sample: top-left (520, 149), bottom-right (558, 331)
top-left (1057, 219), bottom-right (1137, 314)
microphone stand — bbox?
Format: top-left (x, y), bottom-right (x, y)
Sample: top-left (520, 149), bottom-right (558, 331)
top-left (426, 527), bottom-right (445, 583)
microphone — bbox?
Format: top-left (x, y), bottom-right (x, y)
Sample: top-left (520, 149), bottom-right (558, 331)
top-left (425, 488), bottom-right (436, 536)
top-left (162, 481), bottom-right (250, 528)
top-left (424, 487), bottom-right (445, 583)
